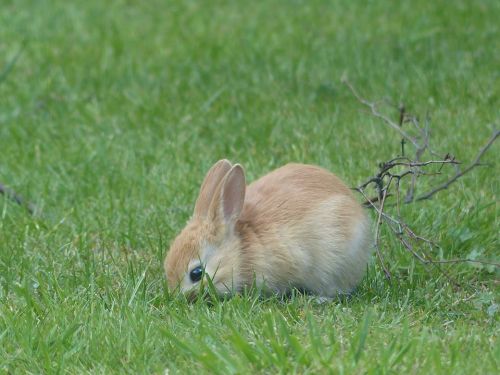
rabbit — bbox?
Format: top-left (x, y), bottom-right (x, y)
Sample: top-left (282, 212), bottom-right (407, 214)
top-left (164, 159), bottom-right (372, 299)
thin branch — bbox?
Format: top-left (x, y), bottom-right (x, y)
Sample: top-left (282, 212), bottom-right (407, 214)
top-left (416, 129), bottom-right (499, 201)
top-left (355, 187), bottom-right (401, 227)
top-left (342, 77), bottom-right (420, 149)
top-left (358, 159), bottom-right (457, 191)
top-left (0, 183), bottom-right (36, 215)
top-left (344, 78), bottom-right (498, 287)
top-left (397, 235), bottom-right (428, 264)
top-left (373, 180), bottom-right (391, 279)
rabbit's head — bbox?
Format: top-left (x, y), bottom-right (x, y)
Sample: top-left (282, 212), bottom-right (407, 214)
top-left (164, 160), bottom-right (246, 298)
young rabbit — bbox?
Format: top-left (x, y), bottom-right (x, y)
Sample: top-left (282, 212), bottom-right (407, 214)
top-left (164, 159), bottom-right (372, 298)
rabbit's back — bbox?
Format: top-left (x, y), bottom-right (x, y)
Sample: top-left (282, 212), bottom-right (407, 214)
top-left (237, 163), bottom-right (371, 296)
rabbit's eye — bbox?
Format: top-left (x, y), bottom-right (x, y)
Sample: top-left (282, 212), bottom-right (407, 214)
top-left (189, 266), bottom-right (203, 283)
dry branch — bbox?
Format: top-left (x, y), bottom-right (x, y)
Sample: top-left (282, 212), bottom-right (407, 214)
top-left (342, 77), bottom-right (419, 148)
top-left (416, 130), bottom-right (499, 201)
top-left (0, 182), bottom-right (36, 215)
top-left (343, 77), bottom-right (499, 279)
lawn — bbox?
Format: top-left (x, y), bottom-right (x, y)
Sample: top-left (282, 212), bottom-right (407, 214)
top-left (0, 0), bottom-right (498, 373)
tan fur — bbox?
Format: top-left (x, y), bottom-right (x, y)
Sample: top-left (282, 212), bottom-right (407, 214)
top-left (164, 161), bottom-right (372, 298)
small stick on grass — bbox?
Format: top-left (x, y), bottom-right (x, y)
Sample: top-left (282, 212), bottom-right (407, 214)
top-left (0, 182), bottom-right (36, 215)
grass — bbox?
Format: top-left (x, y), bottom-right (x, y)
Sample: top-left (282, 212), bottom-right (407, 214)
top-left (0, 0), bottom-right (498, 373)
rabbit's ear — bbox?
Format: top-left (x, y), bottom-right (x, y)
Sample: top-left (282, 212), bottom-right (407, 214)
top-left (221, 165), bottom-right (246, 222)
top-left (194, 159), bottom-right (232, 217)
top-left (208, 164), bottom-right (246, 226)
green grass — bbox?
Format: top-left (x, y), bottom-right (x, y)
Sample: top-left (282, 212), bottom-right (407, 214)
top-left (1, 0), bottom-right (499, 373)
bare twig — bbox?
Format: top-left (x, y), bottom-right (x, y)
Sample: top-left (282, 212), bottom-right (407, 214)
top-left (344, 77), bottom-right (499, 283)
top-left (357, 159), bottom-right (458, 191)
top-left (0, 183), bottom-right (36, 215)
top-left (373, 180), bottom-right (391, 279)
top-left (342, 76), bottom-right (420, 148)
top-left (416, 129), bottom-right (499, 201)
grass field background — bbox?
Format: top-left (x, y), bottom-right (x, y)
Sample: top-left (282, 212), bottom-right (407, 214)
top-left (1, 0), bottom-right (498, 373)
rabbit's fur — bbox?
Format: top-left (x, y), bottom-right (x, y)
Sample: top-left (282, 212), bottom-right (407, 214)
top-left (164, 160), bottom-right (372, 298)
